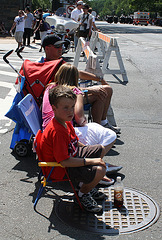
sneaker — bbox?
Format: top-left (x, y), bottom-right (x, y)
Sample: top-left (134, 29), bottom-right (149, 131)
top-left (76, 193), bottom-right (103, 213)
top-left (106, 163), bottom-right (123, 175)
top-left (99, 178), bottom-right (114, 186)
top-left (103, 122), bottom-right (121, 134)
top-left (90, 188), bottom-right (105, 200)
top-left (80, 51), bottom-right (85, 57)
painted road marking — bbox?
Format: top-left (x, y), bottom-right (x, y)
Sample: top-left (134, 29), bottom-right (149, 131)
top-left (0, 81), bottom-right (16, 133)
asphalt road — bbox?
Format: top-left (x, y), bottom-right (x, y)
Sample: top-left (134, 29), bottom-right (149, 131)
top-left (0, 22), bottom-right (162, 240)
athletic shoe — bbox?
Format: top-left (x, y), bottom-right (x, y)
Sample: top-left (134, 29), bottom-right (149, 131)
top-left (90, 188), bottom-right (105, 200)
top-left (103, 122), bottom-right (121, 134)
top-left (106, 163), bottom-right (123, 175)
top-left (99, 178), bottom-right (115, 186)
top-left (75, 193), bottom-right (103, 213)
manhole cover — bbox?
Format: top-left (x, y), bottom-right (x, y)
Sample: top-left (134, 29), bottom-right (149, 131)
top-left (55, 187), bottom-right (160, 235)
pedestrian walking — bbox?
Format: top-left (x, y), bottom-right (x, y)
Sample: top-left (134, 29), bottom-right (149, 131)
top-left (23, 7), bottom-right (34, 46)
top-left (33, 8), bottom-right (48, 52)
top-left (10, 10), bottom-right (27, 52)
top-left (32, 9), bottom-right (41, 43)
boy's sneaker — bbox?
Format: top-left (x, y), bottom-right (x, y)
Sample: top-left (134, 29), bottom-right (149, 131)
top-left (90, 188), bottom-right (106, 200)
top-left (76, 193), bottom-right (103, 213)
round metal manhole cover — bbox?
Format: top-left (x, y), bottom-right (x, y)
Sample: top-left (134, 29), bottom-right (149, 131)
top-left (55, 187), bottom-right (160, 235)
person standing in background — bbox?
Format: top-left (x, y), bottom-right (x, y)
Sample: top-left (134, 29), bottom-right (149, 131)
top-left (32, 9), bottom-right (41, 43)
top-left (10, 10), bottom-right (27, 52)
top-left (23, 6), bottom-right (34, 46)
top-left (71, 1), bottom-right (83, 50)
top-left (77, 4), bottom-right (93, 41)
top-left (88, 8), bottom-right (100, 32)
top-left (34, 8), bottom-right (48, 52)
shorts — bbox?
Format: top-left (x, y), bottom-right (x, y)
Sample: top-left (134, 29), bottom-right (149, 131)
top-left (15, 31), bottom-right (24, 43)
top-left (68, 144), bottom-right (102, 185)
top-left (74, 122), bottom-right (117, 146)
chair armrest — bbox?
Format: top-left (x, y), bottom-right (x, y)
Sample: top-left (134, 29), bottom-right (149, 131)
top-left (38, 162), bottom-right (64, 167)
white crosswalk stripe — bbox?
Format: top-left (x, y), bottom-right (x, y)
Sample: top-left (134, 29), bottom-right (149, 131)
top-left (0, 63), bottom-right (20, 68)
top-left (0, 81), bottom-right (16, 133)
top-left (0, 70), bottom-right (17, 77)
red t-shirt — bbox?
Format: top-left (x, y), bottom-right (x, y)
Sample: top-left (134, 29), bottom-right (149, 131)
top-left (40, 118), bottom-right (79, 180)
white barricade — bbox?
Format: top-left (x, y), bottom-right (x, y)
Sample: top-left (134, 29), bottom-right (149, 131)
top-left (73, 37), bottom-right (117, 126)
top-left (73, 37), bottom-right (102, 75)
top-left (90, 31), bottom-right (128, 83)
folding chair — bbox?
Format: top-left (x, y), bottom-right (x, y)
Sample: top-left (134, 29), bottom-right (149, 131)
top-left (17, 94), bottom-right (83, 210)
top-left (15, 94), bottom-right (42, 156)
top-left (33, 130), bottom-right (83, 210)
top-left (17, 94), bottom-right (42, 136)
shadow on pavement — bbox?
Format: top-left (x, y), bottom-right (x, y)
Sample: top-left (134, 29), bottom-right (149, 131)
top-left (99, 25), bottom-right (162, 34)
top-left (11, 151), bottom-right (39, 180)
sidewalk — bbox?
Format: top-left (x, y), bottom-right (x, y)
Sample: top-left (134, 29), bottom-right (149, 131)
top-left (0, 36), bottom-right (41, 51)
top-left (0, 35), bottom-right (18, 45)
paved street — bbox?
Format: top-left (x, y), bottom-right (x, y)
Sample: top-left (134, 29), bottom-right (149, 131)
top-left (0, 22), bottom-right (162, 239)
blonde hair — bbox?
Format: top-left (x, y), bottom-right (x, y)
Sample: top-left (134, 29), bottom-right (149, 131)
top-left (54, 63), bottom-right (79, 87)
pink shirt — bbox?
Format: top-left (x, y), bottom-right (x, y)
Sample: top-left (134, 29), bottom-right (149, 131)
top-left (42, 84), bottom-right (82, 130)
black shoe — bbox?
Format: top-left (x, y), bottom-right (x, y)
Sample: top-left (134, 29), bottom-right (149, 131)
top-left (80, 51), bottom-right (85, 57)
top-left (103, 122), bottom-right (121, 134)
top-left (90, 188), bottom-right (105, 200)
top-left (15, 47), bottom-right (19, 52)
top-left (75, 193), bottom-right (103, 213)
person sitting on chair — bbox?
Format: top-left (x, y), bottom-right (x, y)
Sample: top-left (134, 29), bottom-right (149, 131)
top-left (39, 34), bottom-right (120, 134)
top-left (42, 63), bottom-right (122, 185)
top-left (39, 85), bottom-right (107, 213)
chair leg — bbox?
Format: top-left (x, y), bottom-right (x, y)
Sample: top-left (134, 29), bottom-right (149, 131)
top-left (34, 184), bottom-right (44, 210)
top-left (34, 167), bottom-right (54, 209)
top-left (68, 179), bottom-right (83, 210)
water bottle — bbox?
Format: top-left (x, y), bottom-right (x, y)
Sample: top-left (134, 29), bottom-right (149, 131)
top-left (114, 176), bottom-right (124, 208)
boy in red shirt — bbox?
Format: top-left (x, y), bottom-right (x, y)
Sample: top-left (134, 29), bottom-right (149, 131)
top-left (40, 85), bottom-right (106, 213)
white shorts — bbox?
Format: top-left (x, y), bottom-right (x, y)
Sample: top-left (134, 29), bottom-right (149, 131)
top-left (15, 31), bottom-right (24, 43)
top-left (74, 122), bottom-right (117, 146)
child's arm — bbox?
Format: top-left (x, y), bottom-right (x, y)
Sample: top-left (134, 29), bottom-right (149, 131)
top-left (60, 156), bottom-right (106, 168)
top-left (74, 94), bottom-right (87, 127)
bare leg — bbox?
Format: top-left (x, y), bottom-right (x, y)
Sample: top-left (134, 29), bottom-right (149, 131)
top-left (101, 85), bottom-right (113, 120)
top-left (80, 165), bottom-right (106, 194)
top-left (100, 139), bottom-right (116, 158)
top-left (18, 42), bottom-right (22, 48)
top-left (88, 95), bottom-right (104, 123)
top-left (85, 85), bottom-right (113, 123)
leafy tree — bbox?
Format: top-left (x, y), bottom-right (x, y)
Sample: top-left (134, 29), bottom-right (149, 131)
top-left (90, 0), bottom-right (162, 16)
top-left (32, 0), bottom-right (52, 11)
